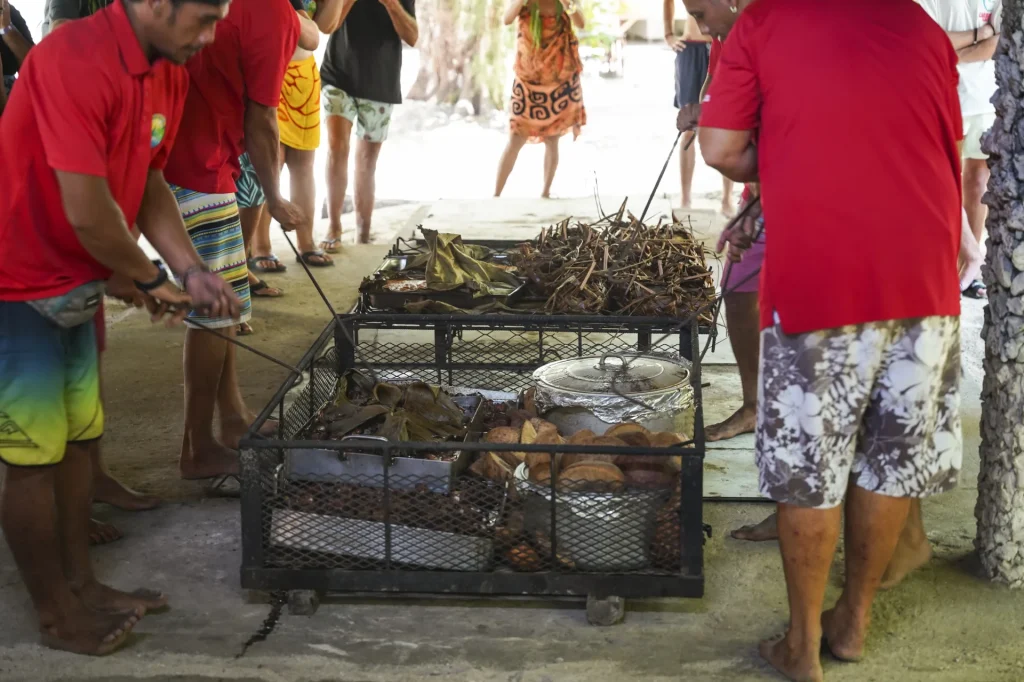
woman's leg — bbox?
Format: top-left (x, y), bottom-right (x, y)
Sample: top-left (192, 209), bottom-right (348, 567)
top-left (285, 146), bottom-right (329, 263)
top-left (494, 132), bottom-right (528, 197)
top-left (542, 135), bottom-right (560, 199)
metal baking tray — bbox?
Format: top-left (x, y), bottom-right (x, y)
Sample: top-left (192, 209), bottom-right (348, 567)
top-left (270, 509), bottom-right (494, 571)
top-left (284, 394), bottom-right (484, 494)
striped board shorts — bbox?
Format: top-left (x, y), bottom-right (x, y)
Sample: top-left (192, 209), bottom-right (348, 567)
top-left (170, 186), bottom-right (252, 329)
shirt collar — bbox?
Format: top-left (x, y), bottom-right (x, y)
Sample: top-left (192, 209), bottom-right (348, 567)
top-left (108, 0), bottom-right (152, 76)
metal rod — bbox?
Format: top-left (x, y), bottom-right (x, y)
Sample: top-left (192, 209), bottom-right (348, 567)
top-left (189, 319), bottom-right (303, 376)
top-left (639, 130), bottom-right (687, 224)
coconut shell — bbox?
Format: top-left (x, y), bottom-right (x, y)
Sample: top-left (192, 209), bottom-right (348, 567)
top-left (566, 429), bottom-right (598, 444)
top-left (506, 543), bottom-right (544, 572)
top-left (561, 434), bottom-right (622, 468)
top-left (649, 431), bottom-right (686, 447)
top-left (605, 422), bottom-right (650, 439)
top-left (484, 426), bottom-right (520, 444)
top-left (528, 461), bottom-right (552, 485)
top-left (624, 468), bottom-right (676, 489)
top-left (617, 430), bottom-right (653, 448)
top-left (558, 461), bottom-right (625, 492)
top-left (508, 409), bottom-right (537, 429)
top-left (520, 419), bottom-right (538, 445)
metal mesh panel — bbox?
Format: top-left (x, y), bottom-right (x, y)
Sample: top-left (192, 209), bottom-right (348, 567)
top-left (242, 315), bottom-right (701, 589)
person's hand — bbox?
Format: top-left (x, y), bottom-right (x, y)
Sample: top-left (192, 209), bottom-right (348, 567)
top-left (677, 102), bottom-right (701, 133)
top-left (665, 34), bottom-right (686, 52)
top-left (146, 282), bottom-right (192, 326)
top-left (106, 273), bottom-right (148, 308)
top-left (267, 196), bottom-right (309, 233)
top-left (716, 201), bottom-right (762, 263)
top-left (0, 0), bottom-right (11, 30)
top-left (183, 269), bottom-right (241, 321)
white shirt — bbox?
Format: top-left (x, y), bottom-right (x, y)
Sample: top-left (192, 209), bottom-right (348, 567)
top-left (919, 0), bottom-right (1002, 117)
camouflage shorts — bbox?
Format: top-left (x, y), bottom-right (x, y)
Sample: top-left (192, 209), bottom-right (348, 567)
top-left (756, 316), bottom-right (962, 509)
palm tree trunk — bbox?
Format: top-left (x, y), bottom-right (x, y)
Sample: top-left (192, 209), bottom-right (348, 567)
top-left (976, 0), bottom-right (1024, 586)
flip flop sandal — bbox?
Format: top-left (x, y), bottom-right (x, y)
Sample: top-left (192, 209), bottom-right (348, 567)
top-left (320, 238), bottom-right (342, 254)
top-left (250, 279), bottom-right (284, 298)
top-left (962, 279), bottom-right (987, 299)
top-left (299, 250), bottom-right (335, 267)
top-left (249, 255), bottom-right (287, 274)
top-left (206, 474), bottom-right (241, 498)
top-left (237, 322), bottom-right (254, 336)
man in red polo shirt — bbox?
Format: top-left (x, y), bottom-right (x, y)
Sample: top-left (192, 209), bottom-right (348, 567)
top-left (694, 0), bottom-right (963, 679)
top-left (0, 0), bottom-right (236, 655)
top-left (164, 0), bottom-right (304, 484)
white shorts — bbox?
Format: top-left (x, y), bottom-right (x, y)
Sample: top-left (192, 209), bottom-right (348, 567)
top-left (962, 112), bottom-right (996, 160)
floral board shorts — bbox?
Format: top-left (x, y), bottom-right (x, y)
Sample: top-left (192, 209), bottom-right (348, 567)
top-left (322, 84), bottom-right (394, 143)
top-left (756, 315), bottom-right (961, 509)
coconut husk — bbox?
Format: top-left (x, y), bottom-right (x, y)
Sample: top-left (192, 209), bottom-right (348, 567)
top-left (558, 461), bottom-right (625, 492)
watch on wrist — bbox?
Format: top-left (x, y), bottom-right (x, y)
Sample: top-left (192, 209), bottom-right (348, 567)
top-left (134, 260), bottom-right (169, 293)
top-left (0, 25), bottom-right (14, 36)
top-left (973, 27), bottom-right (978, 45)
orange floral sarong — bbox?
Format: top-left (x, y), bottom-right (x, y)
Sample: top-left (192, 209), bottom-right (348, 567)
top-left (510, 11), bottom-right (586, 142)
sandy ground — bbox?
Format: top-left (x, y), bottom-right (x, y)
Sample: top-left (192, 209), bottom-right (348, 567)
top-left (1, 42), bottom-right (1021, 682)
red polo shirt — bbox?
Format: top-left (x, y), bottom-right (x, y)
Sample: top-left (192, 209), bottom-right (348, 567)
top-left (163, 0), bottom-right (299, 194)
top-left (0, 1), bottom-right (188, 301)
top-left (700, 0), bottom-right (963, 334)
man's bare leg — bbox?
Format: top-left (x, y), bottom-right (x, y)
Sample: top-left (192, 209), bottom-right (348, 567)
top-left (216, 327), bottom-right (265, 449)
top-left (287, 146), bottom-right (331, 263)
top-left (962, 158), bottom-right (989, 245)
top-left (180, 328), bottom-right (238, 479)
top-left (91, 360), bottom-right (159, 512)
top-left (58, 442), bottom-right (168, 614)
top-left (541, 135), bottom-right (560, 199)
top-left (879, 498), bottom-right (931, 590)
top-left (1, 462), bottom-right (141, 655)
top-left (322, 115), bottom-right (353, 249)
top-left (759, 503), bottom-right (841, 682)
top-left (822, 486), bottom-right (911, 661)
top-left (494, 132), bottom-right (528, 197)
top-left (708, 291), bottom-right (759, 442)
top-left (680, 130), bottom-right (697, 208)
top-left (721, 176), bottom-right (735, 218)
top-left (354, 139), bottom-right (382, 244)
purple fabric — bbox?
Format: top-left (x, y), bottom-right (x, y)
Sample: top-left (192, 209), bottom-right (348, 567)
top-left (722, 232), bottom-right (765, 294)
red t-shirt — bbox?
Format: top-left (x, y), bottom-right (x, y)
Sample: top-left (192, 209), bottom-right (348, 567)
top-left (163, 0), bottom-right (300, 194)
top-left (0, 2), bottom-right (187, 301)
top-left (700, 0), bottom-right (963, 333)
top-left (709, 37), bottom-right (722, 78)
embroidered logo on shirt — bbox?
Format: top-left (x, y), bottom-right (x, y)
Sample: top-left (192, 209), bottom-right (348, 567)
top-left (151, 114), bottom-right (167, 149)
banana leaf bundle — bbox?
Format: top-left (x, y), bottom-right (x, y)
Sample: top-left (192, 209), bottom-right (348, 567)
top-left (312, 371), bottom-right (469, 443)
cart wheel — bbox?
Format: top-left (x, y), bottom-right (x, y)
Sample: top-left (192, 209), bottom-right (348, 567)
top-left (287, 590), bottom-right (321, 616)
top-left (586, 594), bottom-right (625, 626)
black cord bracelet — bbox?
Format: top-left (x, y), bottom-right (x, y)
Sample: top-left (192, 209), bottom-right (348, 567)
top-left (134, 260), bottom-right (169, 292)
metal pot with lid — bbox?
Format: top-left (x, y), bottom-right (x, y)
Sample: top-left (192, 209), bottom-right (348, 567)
top-left (531, 354), bottom-right (695, 436)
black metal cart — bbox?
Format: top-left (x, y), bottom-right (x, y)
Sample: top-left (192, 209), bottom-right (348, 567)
top-left (240, 308), bottom-right (708, 624)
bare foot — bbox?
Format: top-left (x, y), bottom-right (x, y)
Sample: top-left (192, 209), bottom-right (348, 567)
top-left (220, 415), bottom-right (280, 449)
top-left (758, 634), bottom-right (824, 682)
top-left (879, 537), bottom-right (932, 590)
top-left (39, 607), bottom-right (142, 656)
top-left (706, 405), bottom-right (756, 442)
top-left (88, 519), bottom-right (123, 546)
top-left (76, 580), bottom-right (169, 615)
top-left (731, 512), bottom-right (779, 542)
top-left (94, 472), bottom-right (161, 512)
top-left (821, 605), bottom-right (867, 662)
top-left (721, 201), bottom-right (736, 219)
top-left (180, 437), bottom-right (239, 480)
top-left (681, 198), bottom-right (692, 209)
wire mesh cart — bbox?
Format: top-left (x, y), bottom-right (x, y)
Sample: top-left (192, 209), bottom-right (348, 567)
top-left (240, 308), bottom-right (708, 625)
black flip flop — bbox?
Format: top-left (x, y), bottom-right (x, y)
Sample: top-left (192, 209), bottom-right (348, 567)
top-left (250, 279), bottom-right (284, 298)
top-left (249, 255), bottom-right (287, 274)
top-left (962, 279), bottom-right (987, 300)
top-left (298, 250), bottom-right (335, 267)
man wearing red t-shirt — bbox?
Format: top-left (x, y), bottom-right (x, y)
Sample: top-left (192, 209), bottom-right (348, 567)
top-left (0, 0), bottom-right (237, 655)
top-left (693, 0), bottom-right (964, 679)
top-left (164, 0), bottom-right (304, 484)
